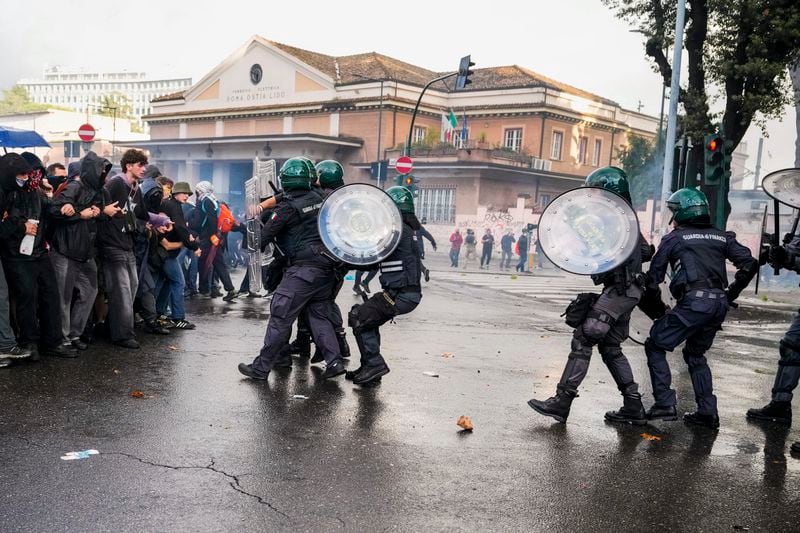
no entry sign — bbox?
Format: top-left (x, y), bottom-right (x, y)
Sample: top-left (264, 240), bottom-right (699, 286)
top-left (395, 156), bottom-right (413, 175)
top-left (78, 123), bottom-right (96, 142)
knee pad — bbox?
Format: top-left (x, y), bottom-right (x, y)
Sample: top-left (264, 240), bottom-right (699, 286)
top-left (580, 310), bottom-right (613, 344)
top-left (348, 304), bottom-right (362, 329)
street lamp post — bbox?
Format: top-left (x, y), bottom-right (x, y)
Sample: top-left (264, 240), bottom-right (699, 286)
top-left (352, 74), bottom-right (386, 188)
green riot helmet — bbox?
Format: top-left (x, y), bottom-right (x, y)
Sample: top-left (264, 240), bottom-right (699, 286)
top-left (385, 185), bottom-right (415, 214)
top-left (279, 157), bottom-right (314, 191)
top-left (315, 160), bottom-right (344, 189)
top-left (584, 166), bottom-right (632, 203)
top-left (666, 187), bottom-right (710, 224)
top-left (298, 157), bottom-right (318, 182)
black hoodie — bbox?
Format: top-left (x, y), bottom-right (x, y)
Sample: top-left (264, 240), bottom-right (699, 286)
top-left (0, 154), bottom-right (29, 242)
top-left (49, 151), bottom-right (110, 262)
top-left (0, 152), bottom-right (51, 260)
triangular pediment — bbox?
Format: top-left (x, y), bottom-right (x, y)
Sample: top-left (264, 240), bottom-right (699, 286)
top-left (179, 36), bottom-right (335, 111)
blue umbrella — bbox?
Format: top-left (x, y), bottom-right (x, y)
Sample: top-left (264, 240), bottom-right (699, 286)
top-left (0, 126), bottom-right (50, 153)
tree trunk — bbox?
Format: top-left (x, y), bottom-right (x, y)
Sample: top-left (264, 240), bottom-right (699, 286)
top-left (792, 59), bottom-right (800, 168)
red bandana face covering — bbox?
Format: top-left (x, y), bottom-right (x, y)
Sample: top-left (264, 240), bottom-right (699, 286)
top-left (26, 168), bottom-right (43, 191)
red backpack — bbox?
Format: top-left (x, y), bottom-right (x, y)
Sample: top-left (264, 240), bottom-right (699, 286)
top-left (217, 202), bottom-right (235, 233)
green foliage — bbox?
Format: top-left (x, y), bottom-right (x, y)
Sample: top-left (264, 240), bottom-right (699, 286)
top-left (616, 135), bottom-right (661, 209)
top-left (603, 0), bottom-right (800, 148)
top-left (0, 85), bottom-right (54, 114)
top-left (97, 92), bottom-right (134, 120)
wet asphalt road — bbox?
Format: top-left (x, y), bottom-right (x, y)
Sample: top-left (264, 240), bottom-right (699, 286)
top-left (2, 265), bottom-right (800, 532)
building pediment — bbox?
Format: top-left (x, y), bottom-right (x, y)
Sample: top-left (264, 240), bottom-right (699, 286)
top-left (161, 36), bottom-right (335, 114)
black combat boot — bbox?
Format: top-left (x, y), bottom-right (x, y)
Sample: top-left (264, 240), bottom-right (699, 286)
top-left (605, 395), bottom-right (647, 425)
top-left (527, 391), bottom-right (575, 423)
top-left (746, 401), bottom-right (792, 425)
top-left (683, 411), bottom-right (720, 429)
top-left (646, 404), bottom-right (678, 421)
top-left (337, 332), bottom-right (351, 359)
top-left (288, 332), bottom-right (311, 358)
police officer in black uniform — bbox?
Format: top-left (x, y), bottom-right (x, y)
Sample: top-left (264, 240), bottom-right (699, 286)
top-left (287, 159), bottom-right (352, 363)
top-left (644, 187), bottom-right (757, 428)
top-left (345, 185), bottom-right (423, 386)
top-left (528, 167), bottom-right (654, 425)
top-left (238, 157), bottom-right (345, 381)
top-left (747, 231), bottom-right (800, 454)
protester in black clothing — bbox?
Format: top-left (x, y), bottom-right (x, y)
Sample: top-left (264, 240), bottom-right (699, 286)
top-left (416, 218), bottom-right (436, 282)
top-left (195, 180), bottom-right (237, 301)
top-left (516, 231), bottom-right (529, 272)
top-left (500, 230), bottom-right (515, 270)
top-left (0, 153), bottom-right (74, 358)
top-left (480, 228), bottom-right (494, 269)
top-left (49, 151), bottom-right (112, 351)
top-left (96, 149), bottom-right (151, 349)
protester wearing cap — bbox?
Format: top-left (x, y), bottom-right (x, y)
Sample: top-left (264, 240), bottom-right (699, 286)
top-left (156, 181), bottom-right (199, 330)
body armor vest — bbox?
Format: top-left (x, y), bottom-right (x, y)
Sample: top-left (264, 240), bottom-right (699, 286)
top-left (667, 225), bottom-right (729, 297)
top-left (276, 189), bottom-right (326, 265)
top-left (379, 222), bottom-right (422, 290)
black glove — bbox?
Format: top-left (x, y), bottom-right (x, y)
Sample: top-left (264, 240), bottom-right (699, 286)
top-left (769, 245), bottom-right (790, 269)
top-left (758, 246), bottom-right (770, 266)
top-left (724, 290), bottom-right (739, 308)
top-left (638, 286), bottom-right (668, 320)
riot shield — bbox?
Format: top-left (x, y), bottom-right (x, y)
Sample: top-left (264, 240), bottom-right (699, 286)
top-left (318, 183), bottom-right (403, 266)
top-left (537, 187), bottom-right (640, 276)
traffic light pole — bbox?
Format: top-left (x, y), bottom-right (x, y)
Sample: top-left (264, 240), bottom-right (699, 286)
top-left (405, 72), bottom-right (457, 157)
top-left (660, 0), bottom-right (686, 236)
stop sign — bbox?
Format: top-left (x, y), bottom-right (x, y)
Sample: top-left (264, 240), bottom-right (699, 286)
top-left (395, 156), bottom-right (413, 175)
top-left (78, 123), bottom-right (96, 142)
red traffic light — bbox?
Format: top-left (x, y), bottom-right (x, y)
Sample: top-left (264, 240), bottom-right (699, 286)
top-left (707, 137), bottom-right (720, 152)
top-left (405, 176), bottom-right (413, 186)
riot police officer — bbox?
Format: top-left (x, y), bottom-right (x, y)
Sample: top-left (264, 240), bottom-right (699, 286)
top-left (528, 167), bottom-right (654, 425)
top-left (644, 188), bottom-right (757, 428)
top-left (238, 157), bottom-right (345, 381)
top-left (747, 233), bottom-right (800, 453)
top-left (287, 159), bottom-right (352, 363)
top-left (346, 186), bottom-right (423, 385)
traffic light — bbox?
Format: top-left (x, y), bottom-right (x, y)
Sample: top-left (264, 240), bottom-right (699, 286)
top-left (722, 139), bottom-right (734, 182)
top-left (703, 133), bottom-right (724, 185)
top-left (456, 55), bottom-right (475, 90)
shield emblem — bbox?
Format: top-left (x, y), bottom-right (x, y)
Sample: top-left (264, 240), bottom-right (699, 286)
top-left (537, 187), bottom-right (641, 276)
top-left (318, 184), bottom-right (403, 266)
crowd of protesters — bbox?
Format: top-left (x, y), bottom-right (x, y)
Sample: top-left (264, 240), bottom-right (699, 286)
top-left (0, 148), bottom-right (248, 368)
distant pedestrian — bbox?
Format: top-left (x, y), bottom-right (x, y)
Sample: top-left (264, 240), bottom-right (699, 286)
top-left (480, 228), bottom-right (494, 269)
top-left (516, 231), bottom-right (529, 272)
top-left (463, 229), bottom-right (477, 269)
top-left (500, 230), bottom-right (515, 270)
top-left (449, 228), bottom-right (463, 267)
top-left (416, 218), bottom-right (436, 282)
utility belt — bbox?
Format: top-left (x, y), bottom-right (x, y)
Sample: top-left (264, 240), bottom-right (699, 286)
top-left (677, 279), bottom-right (725, 300)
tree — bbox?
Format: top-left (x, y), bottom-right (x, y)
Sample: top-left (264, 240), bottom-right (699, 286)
top-left (791, 58), bottom-right (800, 168)
top-left (0, 85), bottom-right (52, 114)
top-left (617, 134), bottom-right (662, 210)
top-left (603, 0), bottom-right (800, 221)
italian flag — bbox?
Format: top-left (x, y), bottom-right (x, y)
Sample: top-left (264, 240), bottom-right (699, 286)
top-left (441, 110), bottom-right (458, 143)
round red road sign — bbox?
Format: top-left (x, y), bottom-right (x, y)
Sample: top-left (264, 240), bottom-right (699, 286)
top-left (395, 156), bottom-right (413, 175)
top-left (78, 123), bottom-right (96, 142)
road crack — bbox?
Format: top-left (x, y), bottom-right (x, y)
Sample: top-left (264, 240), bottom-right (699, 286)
top-left (105, 452), bottom-right (289, 519)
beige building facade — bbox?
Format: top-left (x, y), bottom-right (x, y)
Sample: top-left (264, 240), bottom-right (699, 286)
top-left (125, 36), bottom-right (658, 235)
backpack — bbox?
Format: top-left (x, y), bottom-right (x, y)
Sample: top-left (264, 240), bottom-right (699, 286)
top-left (217, 203), bottom-right (235, 233)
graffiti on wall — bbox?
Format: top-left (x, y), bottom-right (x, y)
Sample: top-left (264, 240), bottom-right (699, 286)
top-left (457, 211), bottom-right (517, 232)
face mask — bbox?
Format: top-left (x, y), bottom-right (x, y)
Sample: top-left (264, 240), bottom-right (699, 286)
top-left (15, 178), bottom-right (27, 187)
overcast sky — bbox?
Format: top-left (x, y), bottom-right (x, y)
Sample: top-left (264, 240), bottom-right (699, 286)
top-left (2, 0), bottom-right (796, 177)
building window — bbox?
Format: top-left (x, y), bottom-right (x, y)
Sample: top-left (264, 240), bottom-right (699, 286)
top-left (539, 193), bottom-right (551, 207)
top-left (578, 136), bottom-right (588, 165)
top-left (412, 126), bottom-right (426, 145)
top-left (416, 187), bottom-right (455, 223)
top-left (593, 139), bottom-right (603, 166)
top-left (551, 131), bottom-right (563, 160)
top-left (504, 128), bottom-right (523, 152)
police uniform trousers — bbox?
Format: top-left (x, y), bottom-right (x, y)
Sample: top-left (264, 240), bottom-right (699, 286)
top-left (350, 289), bottom-right (421, 368)
top-left (644, 290), bottom-right (728, 415)
top-left (296, 268), bottom-right (347, 338)
top-left (764, 310), bottom-right (800, 403)
top-left (558, 285), bottom-right (641, 399)
top-left (251, 264), bottom-right (340, 374)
